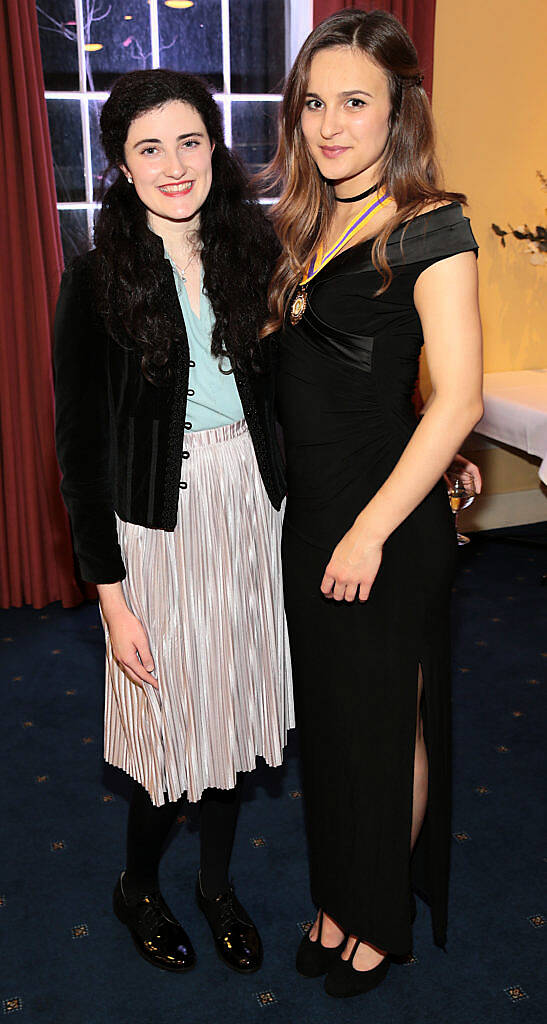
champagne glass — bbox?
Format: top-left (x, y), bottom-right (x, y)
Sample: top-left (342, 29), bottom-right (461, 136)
top-left (446, 471), bottom-right (477, 546)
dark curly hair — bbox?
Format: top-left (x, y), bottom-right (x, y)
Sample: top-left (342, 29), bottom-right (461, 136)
top-left (94, 69), bottom-right (278, 383)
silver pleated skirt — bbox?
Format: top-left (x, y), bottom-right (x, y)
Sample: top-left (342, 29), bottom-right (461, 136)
top-left (102, 419), bottom-right (294, 806)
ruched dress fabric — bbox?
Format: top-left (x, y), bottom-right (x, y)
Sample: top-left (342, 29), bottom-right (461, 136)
top-left (277, 204), bottom-right (478, 955)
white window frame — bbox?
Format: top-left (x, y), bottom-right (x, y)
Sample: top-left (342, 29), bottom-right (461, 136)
top-left (44, 0), bottom-right (313, 238)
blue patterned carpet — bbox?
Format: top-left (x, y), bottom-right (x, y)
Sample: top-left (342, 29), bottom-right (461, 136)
top-left (1, 525), bottom-right (545, 1023)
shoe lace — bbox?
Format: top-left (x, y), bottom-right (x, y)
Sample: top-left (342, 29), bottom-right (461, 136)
top-left (139, 892), bottom-right (170, 933)
top-left (215, 889), bottom-right (237, 931)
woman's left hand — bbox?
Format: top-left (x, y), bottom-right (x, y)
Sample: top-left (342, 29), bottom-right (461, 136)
top-left (445, 453), bottom-right (482, 493)
top-left (320, 527), bottom-right (383, 602)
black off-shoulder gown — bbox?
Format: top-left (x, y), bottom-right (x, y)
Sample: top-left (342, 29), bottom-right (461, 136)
top-left (277, 204), bottom-right (478, 955)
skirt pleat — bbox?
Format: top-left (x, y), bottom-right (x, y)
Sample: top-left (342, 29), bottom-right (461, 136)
top-left (102, 420), bottom-right (293, 805)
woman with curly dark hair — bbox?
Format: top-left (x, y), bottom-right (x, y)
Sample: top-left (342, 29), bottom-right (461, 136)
top-left (54, 69), bottom-right (293, 975)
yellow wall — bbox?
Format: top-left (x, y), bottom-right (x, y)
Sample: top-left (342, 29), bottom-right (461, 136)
top-left (432, 0), bottom-right (547, 372)
top-left (428, 0), bottom-right (547, 525)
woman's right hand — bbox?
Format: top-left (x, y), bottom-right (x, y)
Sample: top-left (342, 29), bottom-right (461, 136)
top-left (97, 583), bottom-right (158, 689)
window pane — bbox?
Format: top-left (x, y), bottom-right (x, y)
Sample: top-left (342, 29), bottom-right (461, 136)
top-left (47, 99), bottom-right (85, 202)
top-left (89, 100), bottom-right (108, 200)
top-left (231, 101), bottom-right (280, 175)
top-left (83, 0), bottom-right (153, 92)
top-left (40, 0), bottom-right (287, 231)
top-left (158, 0), bottom-right (223, 90)
top-left (230, 0), bottom-right (286, 93)
top-left (37, 0), bottom-right (79, 90)
top-left (59, 209), bottom-right (90, 264)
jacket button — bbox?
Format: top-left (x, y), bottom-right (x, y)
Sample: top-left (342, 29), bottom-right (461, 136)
top-left (182, 451), bottom-right (190, 459)
top-left (179, 481), bottom-right (188, 489)
top-left (189, 360), bottom-right (196, 367)
top-left (185, 421), bottom-right (192, 429)
top-left (187, 389), bottom-right (195, 396)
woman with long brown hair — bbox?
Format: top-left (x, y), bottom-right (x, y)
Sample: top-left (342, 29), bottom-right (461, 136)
top-left (263, 9), bottom-right (483, 998)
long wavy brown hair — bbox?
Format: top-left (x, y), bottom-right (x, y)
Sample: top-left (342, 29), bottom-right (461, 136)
top-left (260, 8), bottom-right (466, 336)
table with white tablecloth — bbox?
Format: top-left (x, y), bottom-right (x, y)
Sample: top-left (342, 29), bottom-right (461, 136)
top-left (474, 370), bottom-right (547, 483)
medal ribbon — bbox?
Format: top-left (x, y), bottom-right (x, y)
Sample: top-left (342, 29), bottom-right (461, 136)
top-left (300, 191), bottom-right (395, 286)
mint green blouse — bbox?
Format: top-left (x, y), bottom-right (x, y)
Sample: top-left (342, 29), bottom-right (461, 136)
top-left (169, 259), bottom-right (244, 432)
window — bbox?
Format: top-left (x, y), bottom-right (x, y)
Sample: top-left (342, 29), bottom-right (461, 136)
top-left (38, 0), bottom-right (312, 261)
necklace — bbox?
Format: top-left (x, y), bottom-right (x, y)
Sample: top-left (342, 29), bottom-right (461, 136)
top-left (168, 247), bottom-right (199, 282)
top-left (335, 182), bottom-right (378, 204)
top-left (289, 190), bottom-right (395, 326)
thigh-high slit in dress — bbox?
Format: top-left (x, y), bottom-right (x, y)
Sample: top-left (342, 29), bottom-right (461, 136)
top-left (276, 203), bottom-right (478, 956)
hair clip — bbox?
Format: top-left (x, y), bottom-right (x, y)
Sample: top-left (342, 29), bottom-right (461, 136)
top-left (401, 73), bottom-right (424, 88)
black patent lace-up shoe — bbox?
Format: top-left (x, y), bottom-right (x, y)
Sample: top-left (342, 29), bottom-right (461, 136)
top-left (113, 872), bottom-right (196, 972)
top-left (196, 873), bottom-right (263, 973)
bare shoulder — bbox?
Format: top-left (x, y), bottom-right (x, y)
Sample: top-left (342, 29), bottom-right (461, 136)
top-left (415, 199), bottom-right (458, 218)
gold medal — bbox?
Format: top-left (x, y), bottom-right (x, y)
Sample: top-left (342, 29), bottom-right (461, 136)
top-left (290, 287), bottom-right (307, 325)
top-left (290, 191), bottom-right (395, 328)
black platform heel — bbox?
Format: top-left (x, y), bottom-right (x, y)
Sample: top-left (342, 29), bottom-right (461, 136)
top-left (324, 938), bottom-right (390, 998)
top-left (295, 908), bottom-right (346, 978)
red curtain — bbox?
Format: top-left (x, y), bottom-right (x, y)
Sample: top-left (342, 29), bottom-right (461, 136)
top-left (313, 1), bottom-right (437, 99)
top-left (0, 0), bottom-right (84, 608)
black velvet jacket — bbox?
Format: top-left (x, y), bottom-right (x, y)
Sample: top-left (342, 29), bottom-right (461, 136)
top-left (54, 251), bottom-right (286, 584)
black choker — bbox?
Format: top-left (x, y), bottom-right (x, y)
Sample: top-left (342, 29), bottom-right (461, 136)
top-left (335, 183), bottom-right (378, 203)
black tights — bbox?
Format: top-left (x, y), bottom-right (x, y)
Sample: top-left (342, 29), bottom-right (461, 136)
top-left (124, 778), bottom-right (243, 901)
